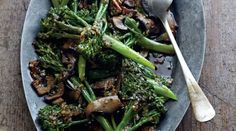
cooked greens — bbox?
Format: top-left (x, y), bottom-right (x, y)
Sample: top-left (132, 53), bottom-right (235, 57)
top-left (29, 0), bottom-right (178, 130)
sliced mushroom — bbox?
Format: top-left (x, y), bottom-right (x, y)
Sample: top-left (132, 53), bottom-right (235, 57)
top-left (61, 52), bottom-right (76, 65)
top-left (52, 97), bottom-right (64, 105)
top-left (45, 82), bottom-right (65, 101)
top-left (67, 88), bottom-right (81, 101)
top-left (94, 77), bottom-right (117, 90)
top-left (29, 60), bottom-right (45, 80)
top-left (61, 52), bottom-right (77, 71)
top-left (136, 13), bottom-right (160, 35)
top-left (61, 40), bottom-right (77, 51)
top-left (112, 15), bottom-right (128, 30)
top-left (31, 76), bottom-right (55, 96)
top-left (85, 95), bottom-right (122, 116)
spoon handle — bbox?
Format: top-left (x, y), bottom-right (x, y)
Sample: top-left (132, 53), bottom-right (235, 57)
top-left (162, 20), bottom-right (215, 122)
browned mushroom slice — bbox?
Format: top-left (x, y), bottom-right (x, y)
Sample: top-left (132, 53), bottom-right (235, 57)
top-left (52, 97), bottom-right (64, 105)
top-left (61, 53), bottom-right (76, 64)
top-left (112, 15), bottom-right (128, 30)
top-left (94, 77), bottom-right (117, 90)
top-left (45, 82), bottom-right (65, 101)
top-left (31, 76), bottom-right (55, 96)
top-left (136, 13), bottom-right (160, 35)
top-left (61, 40), bottom-right (77, 51)
top-left (167, 11), bottom-right (178, 32)
top-left (29, 60), bottom-right (45, 80)
top-left (61, 52), bottom-right (77, 71)
top-left (67, 88), bottom-right (81, 101)
top-left (85, 95), bottom-right (122, 116)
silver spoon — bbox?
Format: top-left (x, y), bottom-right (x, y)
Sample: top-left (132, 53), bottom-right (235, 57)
top-left (142, 0), bottom-right (215, 122)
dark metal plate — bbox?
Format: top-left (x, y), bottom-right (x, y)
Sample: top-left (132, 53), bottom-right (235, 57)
top-left (20, 0), bottom-right (206, 130)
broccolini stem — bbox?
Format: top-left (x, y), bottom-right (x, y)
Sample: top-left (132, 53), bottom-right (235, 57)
top-left (101, 20), bottom-right (108, 35)
top-left (95, 0), bottom-right (108, 21)
top-left (55, 21), bottom-right (83, 34)
top-left (138, 37), bottom-right (175, 55)
top-left (98, 2), bottom-right (108, 20)
top-left (70, 77), bottom-right (93, 102)
top-left (128, 113), bottom-right (159, 131)
top-left (115, 104), bottom-right (136, 131)
top-left (125, 37), bottom-right (136, 47)
top-left (111, 115), bottom-right (117, 129)
top-left (125, 17), bottom-right (175, 54)
top-left (65, 11), bottom-right (90, 27)
top-left (96, 116), bottom-right (114, 131)
top-left (81, 89), bottom-right (93, 102)
top-left (78, 55), bottom-right (86, 81)
top-left (103, 34), bottom-right (155, 70)
top-left (118, 33), bottom-right (132, 40)
top-left (84, 80), bottom-right (96, 101)
top-left (95, 2), bottom-right (104, 21)
top-left (65, 119), bottom-right (89, 128)
top-left (146, 78), bottom-right (177, 100)
top-left (72, 0), bottom-right (78, 13)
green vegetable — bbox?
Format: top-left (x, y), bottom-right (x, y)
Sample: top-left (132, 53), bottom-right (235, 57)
top-left (51, 0), bottom-right (69, 8)
top-left (125, 17), bottom-right (175, 55)
top-left (103, 34), bottom-right (155, 69)
top-left (115, 59), bottom-right (176, 129)
top-left (33, 40), bottom-right (65, 72)
top-left (33, 1), bottom-right (178, 130)
top-left (147, 78), bottom-right (177, 100)
top-left (115, 104), bottom-right (137, 131)
top-left (38, 4), bottom-right (155, 69)
top-left (69, 77), bottom-right (113, 131)
top-left (78, 55), bottom-right (86, 81)
top-left (39, 104), bottom-right (87, 131)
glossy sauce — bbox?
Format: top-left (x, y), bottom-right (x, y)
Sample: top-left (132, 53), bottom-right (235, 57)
top-left (149, 53), bottom-right (174, 77)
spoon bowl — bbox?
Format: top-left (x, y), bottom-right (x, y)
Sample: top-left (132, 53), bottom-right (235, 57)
top-left (142, 0), bottom-right (215, 122)
top-left (144, 0), bottom-right (173, 19)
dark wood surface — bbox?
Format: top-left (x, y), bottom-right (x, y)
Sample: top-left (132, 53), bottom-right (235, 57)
top-left (0, 0), bottom-right (235, 131)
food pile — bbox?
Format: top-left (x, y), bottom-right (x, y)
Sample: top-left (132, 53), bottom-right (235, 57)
top-left (28, 0), bottom-right (178, 130)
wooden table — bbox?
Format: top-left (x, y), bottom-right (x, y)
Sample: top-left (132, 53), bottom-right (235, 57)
top-left (0, 0), bottom-right (235, 130)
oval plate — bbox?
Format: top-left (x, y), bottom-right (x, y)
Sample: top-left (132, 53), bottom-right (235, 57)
top-left (20, 0), bottom-right (206, 130)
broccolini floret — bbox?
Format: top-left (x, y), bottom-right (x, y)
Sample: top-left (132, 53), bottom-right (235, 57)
top-left (38, 103), bottom-right (87, 131)
top-left (33, 40), bottom-right (65, 72)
